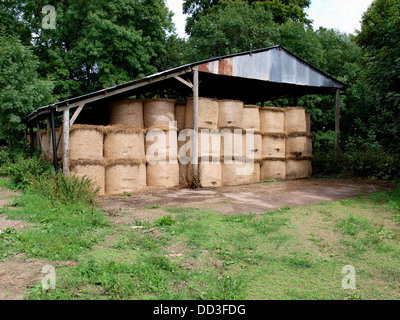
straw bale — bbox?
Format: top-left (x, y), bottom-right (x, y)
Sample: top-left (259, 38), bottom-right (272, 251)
top-left (284, 107), bottom-right (307, 133)
top-left (260, 107), bottom-right (285, 133)
top-left (69, 125), bottom-right (104, 160)
top-left (286, 159), bottom-right (312, 180)
top-left (222, 160), bottom-right (260, 186)
top-left (41, 128), bottom-right (63, 160)
top-left (262, 135), bottom-right (286, 159)
top-left (185, 97), bottom-right (219, 129)
top-left (187, 160), bottom-right (222, 188)
top-left (143, 98), bottom-right (176, 128)
top-left (146, 156), bottom-right (179, 188)
top-left (109, 99), bottom-right (144, 127)
top-left (104, 129), bottom-right (145, 159)
top-left (145, 128), bottom-right (178, 158)
top-left (242, 106), bottom-right (260, 131)
top-left (69, 161), bottom-right (105, 195)
top-left (286, 136), bottom-right (312, 158)
top-left (221, 131), bottom-right (262, 160)
top-left (218, 100), bottom-right (243, 129)
top-left (105, 160), bottom-right (146, 194)
top-left (261, 159), bottom-right (286, 181)
top-left (175, 102), bottom-right (186, 130)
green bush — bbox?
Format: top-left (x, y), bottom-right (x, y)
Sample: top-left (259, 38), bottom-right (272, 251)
top-left (29, 170), bottom-right (99, 206)
top-left (6, 155), bottom-right (53, 189)
top-left (5, 155), bottom-right (99, 206)
top-left (312, 143), bottom-right (399, 180)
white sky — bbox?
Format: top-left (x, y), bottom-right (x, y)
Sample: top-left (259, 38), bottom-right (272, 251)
top-left (165, 0), bottom-right (374, 38)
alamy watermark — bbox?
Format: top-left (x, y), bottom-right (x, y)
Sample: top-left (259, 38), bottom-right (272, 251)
top-left (41, 5), bottom-right (56, 30)
top-left (146, 121), bottom-right (256, 175)
top-left (341, 265), bottom-right (356, 290)
top-left (41, 265), bottom-right (56, 290)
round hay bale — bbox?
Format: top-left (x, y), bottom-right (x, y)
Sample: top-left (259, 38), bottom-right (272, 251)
top-left (222, 159), bottom-right (260, 186)
top-left (218, 100), bottom-right (243, 129)
top-left (262, 134), bottom-right (286, 159)
top-left (198, 130), bottom-right (221, 158)
top-left (70, 160), bottom-right (105, 195)
top-left (243, 105), bottom-right (260, 131)
top-left (104, 126), bottom-right (145, 159)
top-left (146, 156), bottom-right (179, 188)
top-left (40, 130), bottom-right (48, 155)
top-left (260, 159), bottom-right (286, 181)
top-left (41, 128), bottom-right (63, 160)
top-left (286, 136), bottom-right (312, 158)
top-left (69, 125), bottom-right (104, 160)
top-left (284, 107), bottom-right (307, 133)
top-left (185, 97), bottom-right (219, 129)
top-left (175, 102), bottom-right (186, 130)
top-left (105, 159), bottom-right (146, 195)
top-left (286, 159), bottom-right (312, 180)
top-left (109, 99), bottom-right (143, 127)
top-left (187, 159), bottom-right (222, 188)
top-left (143, 98), bottom-right (176, 128)
top-left (221, 131), bottom-right (262, 160)
top-left (260, 107), bottom-right (285, 133)
top-left (145, 128), bottom-right (178, 158)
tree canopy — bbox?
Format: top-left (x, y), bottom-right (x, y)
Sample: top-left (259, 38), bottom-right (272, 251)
top-left (183, 0), bottom-right (311, 34)
top-left (0, 34), bottom-right (53, 146)
top-left (1, 0), bottom-right (175, 101)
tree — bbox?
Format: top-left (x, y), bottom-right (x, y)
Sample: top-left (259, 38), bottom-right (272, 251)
top-left (1, 0), bottom-right (175, 101)
top-left (0, 34), bottom-right (53, 146)
top-left (183, 0), bottom-right (311, 34)
top-left (186, 1), bottom-right (280, 61)
top-left (355, 0), bottom-right (400, 152)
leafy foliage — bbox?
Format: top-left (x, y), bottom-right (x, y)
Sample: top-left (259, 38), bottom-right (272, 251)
top-left (0, 34), bottom-right (54, 146)
top-left (183, 0), bottom-right (311, 34)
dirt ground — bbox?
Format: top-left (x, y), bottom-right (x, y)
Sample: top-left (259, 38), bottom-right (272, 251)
top-left (98, 177), bottom-right (395, 217)
top-left (0, 177), bottom-right (395, 300)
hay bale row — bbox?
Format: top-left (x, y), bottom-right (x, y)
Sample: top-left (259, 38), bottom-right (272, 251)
top-left (40, 128), bottom-right (63, 160)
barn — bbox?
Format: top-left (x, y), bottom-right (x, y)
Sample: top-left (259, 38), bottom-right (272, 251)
top-left (25, 45), bottom-right (345, 195)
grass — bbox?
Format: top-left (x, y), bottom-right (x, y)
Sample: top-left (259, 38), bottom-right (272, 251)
top-left (1, 175), bottom-right (400, 300)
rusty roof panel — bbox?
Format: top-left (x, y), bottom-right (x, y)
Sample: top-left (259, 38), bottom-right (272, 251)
top-left (197, 47), bottom-right (343, 89)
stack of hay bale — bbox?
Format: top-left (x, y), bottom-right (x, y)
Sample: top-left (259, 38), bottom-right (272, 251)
top-left (219, 100), bottom-right (261, 186)
top-left (144, 99), bottom-right (179, 188)
top-left (183, 97), bottom-right (221, 188)
top-left (259, 107), bottom-right (287, 181)
top-left (69, 124), bottom-right (105, 195)
top-left (284, 107), bottom-right (313, 180)
top-left (63, 95), bottom-right (312, 194)
top-left (103, 99), bottom-right (146, 195)
top-left (40, 128), bottom-right (63, 160)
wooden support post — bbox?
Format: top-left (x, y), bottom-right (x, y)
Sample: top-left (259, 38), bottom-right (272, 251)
top-left (63, 107), bottom-right (70, 176)
top-left (192, 66), bottom-right (199, 179)
top-left (334, 89), bottom-right (341, 161)
top-left (36, 122), bottom-right (40, 150)
top-left (47, 116), bottom-right (51, 158)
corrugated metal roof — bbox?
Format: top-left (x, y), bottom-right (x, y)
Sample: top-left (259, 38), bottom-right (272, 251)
top-left (26, 45), bottom-right (344, 123)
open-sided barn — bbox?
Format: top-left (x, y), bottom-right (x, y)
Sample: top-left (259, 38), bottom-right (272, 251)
top-left (25, 45), bottom-right (344, 195)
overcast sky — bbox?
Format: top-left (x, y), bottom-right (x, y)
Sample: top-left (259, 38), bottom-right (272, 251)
top-left (165, 0), bottom-right (374, 38)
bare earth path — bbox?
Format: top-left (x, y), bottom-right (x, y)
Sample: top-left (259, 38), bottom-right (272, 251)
top-left (0, 185), bottom-right (47, 300)
top-left (98, 178), bottom-right (395, 216)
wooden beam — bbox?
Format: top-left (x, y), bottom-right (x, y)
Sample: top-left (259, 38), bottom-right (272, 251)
top-left (63, 108), bottom-right (70, 176)
top-left (69, 104), bottom-right (85, 127)
top-left (55, 68), bottom-right (192, 112)
top-left (192, 66), bottom-right (199, 179)
top-left (174, 75), bottom-right (194, 89)
top-left (334, 89), bottom-right (341, 161)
